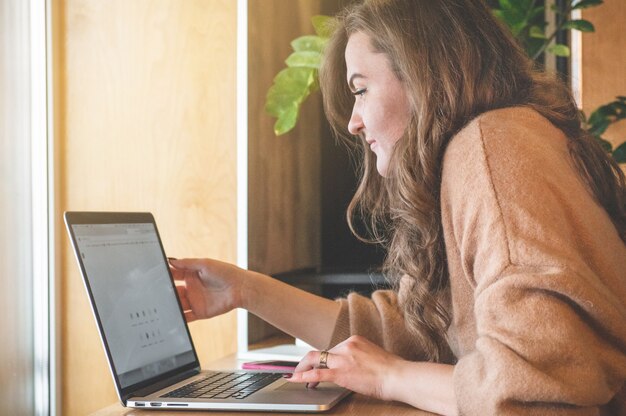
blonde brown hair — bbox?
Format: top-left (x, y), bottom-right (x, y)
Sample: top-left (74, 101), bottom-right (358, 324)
top-left (320, 0), bottom-right (626, 362)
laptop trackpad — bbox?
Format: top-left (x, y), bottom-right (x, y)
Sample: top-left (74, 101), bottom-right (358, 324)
top-left (275, 381), bottom-right (345, 393)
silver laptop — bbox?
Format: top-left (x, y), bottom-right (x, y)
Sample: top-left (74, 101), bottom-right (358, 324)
top-left (64, 211), bottom-right (350, 411)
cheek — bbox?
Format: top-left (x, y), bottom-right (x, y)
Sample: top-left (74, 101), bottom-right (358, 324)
top-left (385, 109), bottom-right (409, 147)
top-left (379, 92), bottom-right (410, 144)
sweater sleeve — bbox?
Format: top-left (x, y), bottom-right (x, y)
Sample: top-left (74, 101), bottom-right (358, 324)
top-left (441, 108), bottom-right (626, 415)
top-left (326, 278), bottom-right (437, 361)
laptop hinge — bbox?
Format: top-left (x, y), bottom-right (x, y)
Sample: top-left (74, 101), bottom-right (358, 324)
top-left (126, 367), bottom-right (200, 400)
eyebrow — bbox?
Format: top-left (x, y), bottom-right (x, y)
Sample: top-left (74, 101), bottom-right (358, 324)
top-left (348, 73), bottom-right (366, 91)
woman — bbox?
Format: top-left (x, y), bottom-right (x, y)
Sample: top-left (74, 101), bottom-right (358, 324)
top-left (170, 0), bottom-right (626, 414)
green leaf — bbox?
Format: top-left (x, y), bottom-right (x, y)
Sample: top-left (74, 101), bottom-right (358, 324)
top-left (526, 39), bottom-right (545, 58)
top-left (492, 9), bottom-right (505, 21)
top-left (263, 15), bottom-right (335, 136)
top-left (601, 106), bottom-right (618, 118)
top-left (273, 103), bottom-right (299, 136)
top-left (497, 0), bottom-right (528, 14)
top-left (589, 106), bottom-right (609, 120)
top-left (498, 0), bottom-right (514, 10)
top-left (500, 7), bottom-right (526, 26)
top-left (589, 103), bottom-right (620, 125)
top-left (291, 35), bottom-right (326, 53)
top-left (529, 6), bottom-right (545, 20)
top-left (519, 0), bottom-right (534, 10)
top-left (612, 141), bottom-right (626, 163)
top-left (588, 111), bottom-right (607, 130)
top-left (589, 119), bottom-right (610, 136)
top-left (265, 67), bottom-right (317, 135)
top-left (285, 51), bottom-right (322, 69)
top-left (311, 15), bottom-right (334, 38)
top-left (529, 25), bottom-right (547, 39)
top-left (512, 22), bottom-right (528, 36)
top-left (572, 0), bottom-right (604, 10)
top-left (585, 99), bottom-right (626, 136)
top-left (562, 19), bottom-right (595, 32)
top-left (266, 67), bottom-right (316, 115)
top-left (547, 43), bottom-right (570, 56)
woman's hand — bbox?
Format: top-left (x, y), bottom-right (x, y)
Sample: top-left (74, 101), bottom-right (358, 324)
top-left (168, 258), bottom-right (341, 349)
top-left (286, 335), bottom-right (404, 401)
top-left (287, 335), bottom-right (457, 415)
top-left (169, 258), bottom-right (248, 322)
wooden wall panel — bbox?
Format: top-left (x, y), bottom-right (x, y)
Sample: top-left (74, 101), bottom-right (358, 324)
top-left (247, 0), bottom-right (323, 275)
top-left (582, 0), bottom-right (626, 151)
top-left (54, 1), bottom-right (238, 414)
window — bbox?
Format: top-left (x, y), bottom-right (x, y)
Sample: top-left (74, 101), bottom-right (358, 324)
top-left (0, 1), bottom-right (54, 414)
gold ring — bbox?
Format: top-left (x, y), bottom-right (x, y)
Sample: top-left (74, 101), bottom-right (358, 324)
top-left (318, 350), bottom-right (329, 369)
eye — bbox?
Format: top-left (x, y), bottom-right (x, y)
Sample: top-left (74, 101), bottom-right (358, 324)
top-left (352, 88), bottom-right (367, 97)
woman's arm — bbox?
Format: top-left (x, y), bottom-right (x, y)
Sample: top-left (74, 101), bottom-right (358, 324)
top-left (440, 110), bottom-right (626, 414)
top-left (387, 360), bottom-right (457, 416)
top-left (169, 258), bottom-right (341, 349)
top-left (241, 270), bottom-right (342, 348)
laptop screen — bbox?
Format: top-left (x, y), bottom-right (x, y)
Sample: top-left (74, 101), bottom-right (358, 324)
top-left (71, 221), bottom-right (196, 388)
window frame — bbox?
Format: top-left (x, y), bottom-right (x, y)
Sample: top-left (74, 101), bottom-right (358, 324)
top-left (31, 0), bottom-right (57, 415)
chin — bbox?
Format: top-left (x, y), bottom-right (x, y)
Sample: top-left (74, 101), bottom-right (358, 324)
top-left (373, 150), bottom-right (390, 177)
top-left (376, 162), bottom-right (389, 178)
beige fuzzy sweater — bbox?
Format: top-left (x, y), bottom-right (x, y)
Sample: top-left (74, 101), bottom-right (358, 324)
top-left (328, 108), bottom-right (626, 415)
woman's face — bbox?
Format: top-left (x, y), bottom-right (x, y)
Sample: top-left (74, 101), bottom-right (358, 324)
top-left (345, 32), bottom-right (411, 177)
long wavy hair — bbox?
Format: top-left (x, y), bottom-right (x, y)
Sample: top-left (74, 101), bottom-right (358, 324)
top-left (319, 0), bottom-right (626, 362)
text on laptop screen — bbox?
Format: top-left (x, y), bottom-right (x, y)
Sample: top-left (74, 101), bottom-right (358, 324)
top-left (72, 223), bottom-right (195, 388)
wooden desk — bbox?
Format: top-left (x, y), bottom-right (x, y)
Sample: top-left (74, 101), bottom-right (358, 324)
top-left (90, 354), bottom-right (435, 416)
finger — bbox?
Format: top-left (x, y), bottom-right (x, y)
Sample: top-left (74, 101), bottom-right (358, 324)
top-left (169, 258), bottom-right (209, 272)
top-left (170, 258), bottom-right (237, 283)
top-left (170, 266), bottom-right (188, 282)
top-left (175, 285), bottom-right (191, 310)
top-left (286, 368), bottom-right (337, 386)
top-left (184, 309), bottom-right (197, 322)
top-left (174, 284), bottom-right (197, 322)
top-left (293, 351), bottom-right (323, 374)
top-left (295, 350), bottom-right (339, 373)
top-left (184, 273), bottom-right (210, 320)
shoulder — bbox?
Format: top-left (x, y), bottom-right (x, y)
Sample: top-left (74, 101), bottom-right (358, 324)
top-left (443, 106), bottom-right (570, 174)
top-left (443, 107), bottom-right (572, 186)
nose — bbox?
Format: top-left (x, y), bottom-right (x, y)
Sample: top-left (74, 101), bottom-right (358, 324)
top-left (348, 106), bottom-right (364, 135)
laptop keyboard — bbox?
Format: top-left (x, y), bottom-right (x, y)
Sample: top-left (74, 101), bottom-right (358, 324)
top-left (161, 371), bottom-right (284, 400)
